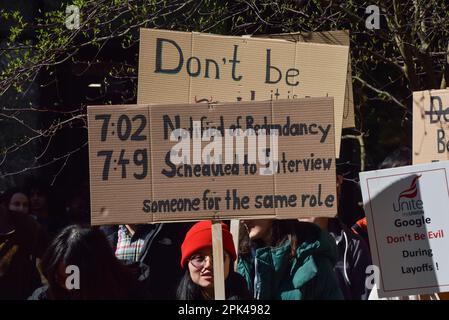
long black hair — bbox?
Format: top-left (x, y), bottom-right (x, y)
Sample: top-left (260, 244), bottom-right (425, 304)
top-left (40, 224), bottom-right (136, 299)
top-left (176, 260), bottom-right (250, 300)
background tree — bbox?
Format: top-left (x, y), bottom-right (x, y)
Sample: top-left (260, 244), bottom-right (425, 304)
top-left (1, 0), bottom-right (448, 222)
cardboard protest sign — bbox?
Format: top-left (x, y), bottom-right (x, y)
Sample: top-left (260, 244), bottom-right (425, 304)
top-left (256, 30), bottom-right (355, 129)
top-left (88, 98), bottom-right (336, 225)
top-left (137, 28), bottom-right (349, 157)
top-left (360, 161), bottom-right (449, 297)
top-left (413, 89), bottom-right (449, 164)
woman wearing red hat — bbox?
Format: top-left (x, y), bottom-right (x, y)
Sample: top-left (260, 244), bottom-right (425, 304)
top-left (177, 220), bottom-right (250, 300)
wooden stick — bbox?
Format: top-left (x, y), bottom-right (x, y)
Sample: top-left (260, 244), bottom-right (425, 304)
top-left (230, 219), bottom-right (240, 271)
top-left (211, 220), bottom-right (225, 300)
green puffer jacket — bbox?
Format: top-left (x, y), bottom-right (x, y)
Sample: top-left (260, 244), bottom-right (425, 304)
top-left (237, 224), bottom-right (343, 300)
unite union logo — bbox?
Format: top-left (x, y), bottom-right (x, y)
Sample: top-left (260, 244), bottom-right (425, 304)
top-left (398, 175), bottom-right (421, 201)
top-left (393, 175), bottom-right (423, 214)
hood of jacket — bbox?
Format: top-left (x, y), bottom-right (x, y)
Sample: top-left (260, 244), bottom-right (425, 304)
top-left (237, 222), bottom-right (341, 300)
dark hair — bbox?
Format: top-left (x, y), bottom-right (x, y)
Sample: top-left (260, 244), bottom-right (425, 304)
top-left (40, 224), bottom-right (135, 300)
top-left (25, 177), bottom-right (50, 195)
top-left (176, 262), bottom-right (250, 300)
top-left (379, 145), bottom-right (411, 169)
top-left (0, 187), bottom-right (29, 207)
top-left (176, 269), bottom-right (204, 300)
top-left (0, 203), bottom-right (6, 217)
top-left (239, 220), bottom-right (321, 259)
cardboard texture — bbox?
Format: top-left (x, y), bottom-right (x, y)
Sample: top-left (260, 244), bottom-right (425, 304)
top-left (88, 98), bottom-right (336, 225)
top-left (137, 28), bottom-right (348, 157)
top-left (256, 30), bottom-right (355, 129)
top-left (360, 161), bottom-right (449, 297)
top-left (413, 89), bottom-right (449, 164)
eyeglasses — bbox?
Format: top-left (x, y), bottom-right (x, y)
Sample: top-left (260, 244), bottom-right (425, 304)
top-left (189, 252), bottom-right (229, 270)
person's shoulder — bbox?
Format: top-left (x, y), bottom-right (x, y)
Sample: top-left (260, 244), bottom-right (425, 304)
top-left (98, 225), bottom-right (120, 250)
top-left (227, 272), bottom-right (252, 300)
top-left (330, 217), bottom-right (366, 246)
top-left (230, 270), bottom-right (247, 285)
top-left (11, 212), bottom-right (50, 256)
top-left (333, 220), bottom-right (372, 265)
top-left (355, 217), bottom-right (367, 228)
top-left (11, 212), bottom-right (47, 242)
top-left (293, 222), bottom-right (340, 266)
top-left (294, 220), bottom-right (322, 243)
top-left (339, 220), bottom-right (369, 251)
top-left (11, 211), bottom-right (40, 230)
top-left (99, 225), bottom-right (119, 237)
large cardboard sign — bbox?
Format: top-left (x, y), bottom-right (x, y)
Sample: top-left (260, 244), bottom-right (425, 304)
top-left (137, 28), bottom-right (349, 157)
top-left (413, 89), bottom-right (449, 164)
top-left (360, 161), bottom-right (449, 297)
top-left (88, 98), bottom-right (336, 225)
top-left (257, 30), bottom-right (355, 129)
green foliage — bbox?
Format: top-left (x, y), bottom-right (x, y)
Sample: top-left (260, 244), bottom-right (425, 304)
top-left (2, 0), bottom-right (449, 175)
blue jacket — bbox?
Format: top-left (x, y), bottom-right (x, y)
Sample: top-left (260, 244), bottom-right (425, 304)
top-left (237, 222), bottom-right (343, 300)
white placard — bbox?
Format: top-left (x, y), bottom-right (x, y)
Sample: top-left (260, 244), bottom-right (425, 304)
top-left (360, 161), bottom-right (449, 297)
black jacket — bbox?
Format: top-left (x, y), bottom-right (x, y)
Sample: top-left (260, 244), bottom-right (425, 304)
top-left (100, 222), bottom-right (192, 299)
top-left (327, 218), bottom-right (372, 300)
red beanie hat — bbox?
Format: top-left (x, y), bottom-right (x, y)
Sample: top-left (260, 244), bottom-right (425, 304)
top-left (180, 220), bottom-right (237, 268)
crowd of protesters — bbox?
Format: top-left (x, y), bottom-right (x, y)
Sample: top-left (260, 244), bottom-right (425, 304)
top-left (0, 147), bottom-right (416, 300)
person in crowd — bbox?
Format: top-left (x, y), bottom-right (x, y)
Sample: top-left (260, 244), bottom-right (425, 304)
top-left (356, 145), bottom-right (428, 300)
top-left (65, 189), bottom-right (90, 225)
top-left (352, 145), bottom-right (412, 248)
top-left (378, 145), bottom-right (412, 170)
top-left (351, 216), bottom-right (369, 248)
top-left (177, 220), bottom-right (250, 300)
top-left (301, 215), bottom-right (371, 300)
top-left (1, 187), bottom-right (30, 215)
top-left (0, 203), bottom-right (49, 299)
top-left (237, 219), bottom-right (343, 300)
top-left (29, 224), bottom-right (147, 300)
top-left (101, 222), bottom-right (192, 299)
top-left (300, 173), bottom-right (372, 300)
top-left (26, 177), bottom-right (68, 236)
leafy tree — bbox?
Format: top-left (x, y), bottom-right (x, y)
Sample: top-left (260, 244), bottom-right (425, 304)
top-left (1, 0), bottom-right (448, 191)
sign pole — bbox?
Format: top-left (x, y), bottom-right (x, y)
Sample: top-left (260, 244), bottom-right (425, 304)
top-left (230, 219), bottom-right (240, 271)
top-left (211, 220), bottom-right (226, 300)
